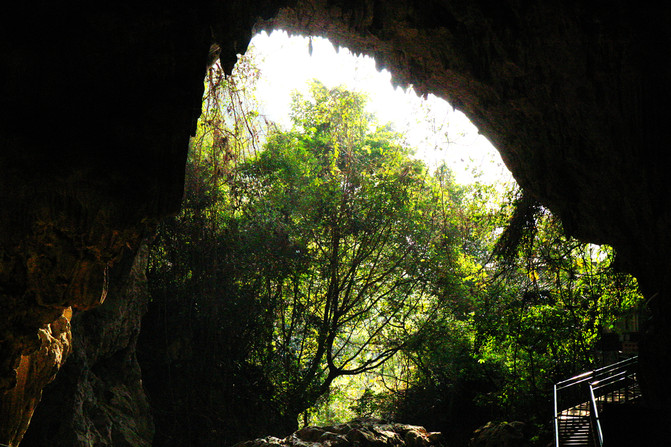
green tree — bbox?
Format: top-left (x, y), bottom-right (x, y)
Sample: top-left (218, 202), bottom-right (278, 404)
top-left (229, 81), bottom-right (446, 426)
top-left (346, 174), bottom-right (508, 446)
top-left (478, 198), bottom-right (644, 417)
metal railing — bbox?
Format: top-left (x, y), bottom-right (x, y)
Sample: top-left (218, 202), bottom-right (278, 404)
top-left (553, 356), bottom-right (639, 447)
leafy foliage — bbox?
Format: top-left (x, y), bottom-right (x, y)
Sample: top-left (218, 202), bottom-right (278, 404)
top-left (138, 51), bottom-right (283, 446)
top-left (359, 191), bottom-right (644, 446)
top-left (222, 81), bottom-right (451, 424)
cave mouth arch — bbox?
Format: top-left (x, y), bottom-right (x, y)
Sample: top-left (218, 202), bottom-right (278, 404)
top-left (213, 29), bottom-right (514, 188)
top-left (3, 1), bottom-right (671, 445)
top-left (139, 29), bottom-right (524, 446)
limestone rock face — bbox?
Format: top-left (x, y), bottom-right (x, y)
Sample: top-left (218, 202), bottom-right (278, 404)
top-left (234, 419), bottom-right (444, 447)
top-left (19, 244), bottom-right (154, 447)
top-left (0, 314), bottom-right (72, 446)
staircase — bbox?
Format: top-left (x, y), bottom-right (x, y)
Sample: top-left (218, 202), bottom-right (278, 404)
top-left (553, 356), bottom-right (640, 447)
top-left (558, 403), bottom-right (592, 446)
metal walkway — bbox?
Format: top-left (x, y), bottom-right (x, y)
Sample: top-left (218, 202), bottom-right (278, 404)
top-left (553, 356), bottom-right (640, 447)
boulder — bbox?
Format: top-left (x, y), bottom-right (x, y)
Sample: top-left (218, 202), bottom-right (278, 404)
top-left (469, 421), bottom-right (527, 447)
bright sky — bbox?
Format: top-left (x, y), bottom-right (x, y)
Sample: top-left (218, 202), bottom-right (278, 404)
top-left (247, 30), bottom-right (514, 186)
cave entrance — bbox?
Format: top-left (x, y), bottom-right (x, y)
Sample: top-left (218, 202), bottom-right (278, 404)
top-left (228, 30), bottom-right (514, 188)
top-left (139, 29), bottom-right (525, 446)
top-left (135, 28), bottom-right (643, 447)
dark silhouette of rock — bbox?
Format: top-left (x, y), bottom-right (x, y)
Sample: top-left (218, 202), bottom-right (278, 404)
top-left (234, 419), bottom-right (444, 447)
top-left (470, 421), bottom-right (528, 447)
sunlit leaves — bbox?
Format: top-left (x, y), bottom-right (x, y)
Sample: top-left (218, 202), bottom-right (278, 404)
top-left (215, 80), bottom-right (460, 423)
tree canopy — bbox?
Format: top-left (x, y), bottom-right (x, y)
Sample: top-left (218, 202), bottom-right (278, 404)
top-left (227, 81), bottom-right (451, 419)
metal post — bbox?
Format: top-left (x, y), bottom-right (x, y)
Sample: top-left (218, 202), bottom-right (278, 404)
top-left (589, 384), bottom-right (604, 446)
top-left (554, 384), bottom-right (560, 447)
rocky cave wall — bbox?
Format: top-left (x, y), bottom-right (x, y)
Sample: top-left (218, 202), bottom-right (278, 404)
top-left (2, 0), bottom-right (671, 444)
top-left (0, 2), bottom-right (206, 443)
top-left (19, 244), bottom-right (153, 447)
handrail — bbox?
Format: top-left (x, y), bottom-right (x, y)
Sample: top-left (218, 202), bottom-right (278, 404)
top-left (589, 383), bottom-right (604, 446)
top-left (591, 370), bottom-right (632, 390)
top-left (553, 356), bottom-right (638, 447)
top-left (554, 370), bottom-right (594, 390)
top-left (555, 356), bottom-right (637, 391)
top-left (554, 383), bottom-right (560, 447)
top-left (592, 356), bottom-right (637, 380)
